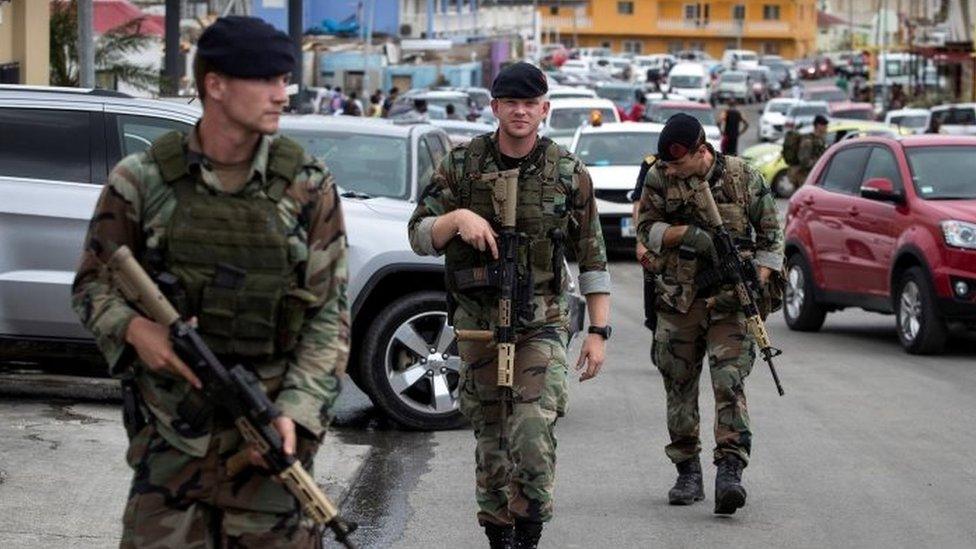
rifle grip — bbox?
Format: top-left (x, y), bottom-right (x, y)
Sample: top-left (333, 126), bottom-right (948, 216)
top-left (108, 245), bottom-right (180, 326)
top-left (455, 329), bottom-right (494, 342)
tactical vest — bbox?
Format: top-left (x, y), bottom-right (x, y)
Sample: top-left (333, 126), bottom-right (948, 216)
top-left (655, 153), bottom-right (755, 313)
top-left (149, 131), bottom-right (311, 359)
top-left (444, 134), bottom-right (571, 297)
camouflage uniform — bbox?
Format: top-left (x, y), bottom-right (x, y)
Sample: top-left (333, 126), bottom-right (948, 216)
top-left (72, 127), bottom-right (349, 547)
top-left (787, 133), bottom-right (827, 187)
top-left (636, 148), bottom-right (783, 467)
top-left (408, 133), bottom-right (610, 526)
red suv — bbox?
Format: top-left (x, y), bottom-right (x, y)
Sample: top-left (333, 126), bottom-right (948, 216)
top-left (783, 135), bottom-right (976, 354)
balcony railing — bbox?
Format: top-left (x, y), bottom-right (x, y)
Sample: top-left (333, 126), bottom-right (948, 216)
top-left (747, 21), bottom-right (791, 34)
top-left (540, 14), bottom-right (593, 31)
top-left (656, 18), bottom-right (740, 35)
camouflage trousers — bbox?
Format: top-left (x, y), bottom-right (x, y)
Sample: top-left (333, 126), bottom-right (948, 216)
top-left (120, 419), bottom-right (321, 548)
top-left (787, 166), bottom-right (811, 188)
top-left (457, 326), bottom-right (570, 526)
top-left (653, 299), bottom-right (755, 466)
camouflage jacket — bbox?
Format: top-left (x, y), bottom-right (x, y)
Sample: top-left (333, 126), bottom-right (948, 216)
top-left (636, 150), bottom-right (783, 314)
top-left (407, 133), bottom-right (610, 331)
top-left (71, 128), bottom-right (349, 455)
top-left (798, 133), bottom-right (827, 170)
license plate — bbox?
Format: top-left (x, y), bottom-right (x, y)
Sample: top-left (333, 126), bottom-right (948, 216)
top-left (620, 217), bottom-right (636, 238)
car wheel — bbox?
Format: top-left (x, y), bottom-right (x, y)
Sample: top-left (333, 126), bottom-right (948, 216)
top-left (771, 169), bottom-right (795, 198)
top-left (360, 290), bottom-right (465, 430)
top-left (783, 253), bottom-right (826, 331)
top-left (895, 267), bottom-right (947, 354)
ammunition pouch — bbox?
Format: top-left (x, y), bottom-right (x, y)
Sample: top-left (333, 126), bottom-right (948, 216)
top-left (120, 378), bottom-right (147, 439)
top-left (642, 271), bottom-right (657, 332)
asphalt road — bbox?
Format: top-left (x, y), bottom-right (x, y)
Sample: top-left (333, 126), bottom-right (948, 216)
top-left (338, 256), bottom-right (976, 548)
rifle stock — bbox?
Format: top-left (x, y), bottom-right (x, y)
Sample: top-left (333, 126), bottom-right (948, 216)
top-left (107, 245), bottom-right (359, 548)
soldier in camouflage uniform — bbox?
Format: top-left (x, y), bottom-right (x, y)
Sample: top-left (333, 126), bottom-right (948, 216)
top-left (408, 62), bottom-right (611, 549)
top-left (71, 17), bottom-right (348, 547)
top-left (787, 114), bottom-right (828, 188)
top-left (636, 114), bottom-right (783, 515)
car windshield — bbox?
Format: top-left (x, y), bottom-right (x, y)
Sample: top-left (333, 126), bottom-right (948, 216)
top-left (906, 146), bottom-right (976, 200)
top-left (465, 90), bottom-right (490, 109)
top-left (890, 114), bottom-right (928, 128)
top-left (576, 132), bottom-right (660, 166)
top-left (747, 70), bottom-right (765, 80)
top-left (283, 131), bottom-right (409, 199)
top-left (426, 96), bottom-right (469, 110)
top-left (722, 73), bottom-right (746, 83)
top-left (807, 89), bottom-right (847, 102)
top-left (548, 108), bottom-right (616, 131)
top-left (552, 91), bottom-right (594, 99)
top-left (832, 109), bottom-right (873, 120)
top-left (669, 75), bottom-right (703, 87)
top-left (648, 107), bottom-right (716, 126)
top-left (596, 87), bottom-right (636, 102)
top-left (767, 102), bottom-right (793, 114)
top-left (789, 105), bottom-right (829, 117)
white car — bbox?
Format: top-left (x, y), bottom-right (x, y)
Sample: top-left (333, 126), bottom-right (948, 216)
top-left (569, 122), bottom-right (664, 249)
top-left (548, 86), bottom-right (598, 100)
top-left (759, 98), bottom-right (799, 141)
top-left (560, 59), bottom-right (592, 76)
top-left (721, 49), bottom-right (760, 70)
top-left (666, 62), bottom-right (710, 103)
top-left (884, 108), bottom-right (931, 135)
top-left (543, 97), bottom-right (620, 148)
top-left (930, 103), bottom-right (976, 135)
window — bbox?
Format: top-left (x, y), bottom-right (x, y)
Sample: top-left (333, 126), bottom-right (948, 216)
top-left (284, 131), bottom-right (410, 199)
top-left (906, 146), bottom-right (976, 200)
top-left (668, 41), bottom-right (685, 54)
top-left (549, 6), bottom-right (558, 15)
top-left (820, 147), bottom-right (870, 194)
top-left (617, 1), bottom-right (634, 15)
top-left (688, 41), bottom-right (705, 52)
top-left (684, 3), bottom-right (709, 23)
top-left (763, 42), bottom-right (780, 55)
top-left (601, 41), bottom-right (612, 49)
top-left (416, 138), bottom-right (435, 191)
top-left (423, 134), bottom-right (447, 166)
top-left (115, 114), bottom-right (192, 158)
top-left (732, 4), bottom-right (745, 20)
top-left (0, 108), bottom-right (91, 183)
top-left (763, 4), bottom-right (780, 20)
top-left (861, 147), bottom-right (903, 190)
top-left (623, 40), bottom-right (643, 54)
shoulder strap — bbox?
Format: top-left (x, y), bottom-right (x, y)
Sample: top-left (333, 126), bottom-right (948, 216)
top-left (148, 131), bottom-right (190, 184)
top-left (463, 134), bottom-right (489, 181)
top-left (266, 135), bottom-right (305, 201)
top-left (542, 139), bottom-right (561, 183)
top-left (721, 157), bottom-right (751, 206)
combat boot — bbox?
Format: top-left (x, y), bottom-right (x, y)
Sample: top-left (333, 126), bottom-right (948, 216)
top-left (512, 519), bottom-right (543, 549)
top-left (483, 523), bottom-right (513, 549)
top-left (668, 458), bottom-right (705, 505)
top-left (714, 455), bottom-right (747, 515)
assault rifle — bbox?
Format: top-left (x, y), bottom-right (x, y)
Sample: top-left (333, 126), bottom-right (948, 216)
top-left (454, 169), bottom-right (533, 449)
top-left (692, 181), bottom-right (786, 397)
top-left (106, 246), bottom-right (359, 548)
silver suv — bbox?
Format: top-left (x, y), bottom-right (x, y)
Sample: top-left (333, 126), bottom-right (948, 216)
top-left (0, 86), bottom-right (585, 430)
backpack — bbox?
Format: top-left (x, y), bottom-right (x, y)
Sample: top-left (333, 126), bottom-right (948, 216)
top-left (782, 130), bottom-right (801, 166)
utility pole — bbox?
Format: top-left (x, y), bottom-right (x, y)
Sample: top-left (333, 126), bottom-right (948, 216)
top-left (77, 0), bottom-right (94, 88)
top-left (288, 0), bottom-right (303, 90)
top-left (164, 0), bottom-right (180, 95)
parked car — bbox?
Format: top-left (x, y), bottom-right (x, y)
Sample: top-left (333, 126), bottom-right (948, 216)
top-left (388, 89), bottom-right (473, 119)
top-left (428, 119), bottom-right (495, 146)
top-left (569, 122), bottom-right (664, 250)
top-left (711, 70), bottom-right (752, 104)
top-left (930, 104), bottom-right (976, 136)
top-left (666, 62), bottom-right (710, 103)
top-left (803, 85), bottom-right (848, 107)
top-left (745, 67), bottom-right (773, 102)
top-left (548, 86), bottom-right (598, 100)
top-left (885, 108), bottom-right (931, 135)
top-left (758, 98), bottom-right (799, 141)
top-left (594, 82), bottom-right (644, 118)
top-left (0, 85), bottom-right (587, 429)
top-left (721, 49), bottom-right (760, 70)
top-left (783, 134), bottom-right (976, 354)
top-left (829, 101), bottom-right (875, 121)
top-left (645, 100), bottom-right (721, 149)
top-left (783, 100), bottom-right (830, 131)
top-left (542, 97), bottom-right (620, 148)
top-left (796, 59), bottom-right (819, 79)
top-left (674, 49), bottom-right (713, 63)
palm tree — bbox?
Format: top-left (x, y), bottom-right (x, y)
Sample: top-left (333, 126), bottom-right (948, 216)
top-left (50, 0), bottom-right (168, 93)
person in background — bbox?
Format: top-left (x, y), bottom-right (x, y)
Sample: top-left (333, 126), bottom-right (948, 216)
top-left (382, 86), bottom-right (399, 117)
top-left (718, 100), bottom-right (749, 156)
top-left (329, 86), bottom-right (344, 113)
top-left (627, 92), bottom-right (647, 122)
top-left (342, 91), bottom-right (363, 116)
top-left (445, 103), bottom-right (464, 120)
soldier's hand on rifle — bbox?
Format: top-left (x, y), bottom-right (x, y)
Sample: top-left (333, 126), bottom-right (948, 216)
top-left (758, 266), bottom-right (772, 285)
top-left (635, 241), bottom-right (648, 263)
top-left (249, 415), bottom-right (297, 469)
top-left (680, 225), bottom-right (716, 256)
top-left (125, 316), bottom-right (202, 389)
top-left (576, 334), bottom-right (606, 382)
top-left (454, 209), bottom-right (499, 259)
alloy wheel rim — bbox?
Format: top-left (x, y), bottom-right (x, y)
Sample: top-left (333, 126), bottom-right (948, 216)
top-left (785, 264), bottom-right (805, 320)
top-left (384, 311), bottom-right (461, 415)
top-left (899, 281), bottom-right (922, 342)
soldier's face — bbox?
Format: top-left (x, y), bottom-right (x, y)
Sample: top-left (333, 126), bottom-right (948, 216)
top-left (207, 73), bottom-right (290, 135)
top-left (492, 97), bottom-right (549, 139)
top-left (661, 144), bottom-right (708, 179)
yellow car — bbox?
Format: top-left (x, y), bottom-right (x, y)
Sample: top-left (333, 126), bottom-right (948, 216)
top-left (741, 120), bottom-right (911, 198)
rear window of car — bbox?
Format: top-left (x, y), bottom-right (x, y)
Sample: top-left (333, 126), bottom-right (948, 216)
top-left (806, 89), bottom-right (847, 103)
top-left (788, 105), bottom-right (829, 117)
top-left (549, 108), bottom-right (617, 131)
top-left (0, 108), bottom-right (91, 183)
top-left (576, 132), bottom-right (660, 166)
top-left (766, 102), bottom-right (793, 114)
top-left (832, 108), bottom-right (873, 120)
top-left (889, 114), bottom-right (928, 128)
top-left (721, 73), bottom-right (747, 83)
top-left (906, 146), bottom-right (976, 200)
top-left (284, 130), bottom-right (409, 199)
top-left (648, 107), bottom-right (716, 126)
top-left (669, 75), bottom-right (703, 88)
top-left (596, 87), bottom-right (637, 102)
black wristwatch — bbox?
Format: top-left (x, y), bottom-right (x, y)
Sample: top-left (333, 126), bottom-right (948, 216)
top-left (588, 325), bottom-right (612, 340)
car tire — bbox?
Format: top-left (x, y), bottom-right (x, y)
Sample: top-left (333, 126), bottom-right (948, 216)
top-left (360, 290), bottom-right (465, 430)
top-left (771, 169), bottom-right (795, 198)
top-left (783, 253), bottom-right (826, 331)
top-left (894, 267), bottom-right (948, 355)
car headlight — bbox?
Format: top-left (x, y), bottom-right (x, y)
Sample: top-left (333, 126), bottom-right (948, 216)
top-left (756, 151), bottom-right (780, 165)
top-left (942, 220), bottom-right (976, 249)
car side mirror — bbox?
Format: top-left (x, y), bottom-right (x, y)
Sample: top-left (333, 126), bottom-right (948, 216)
top-left (860, 177), bottom-right (903, 203)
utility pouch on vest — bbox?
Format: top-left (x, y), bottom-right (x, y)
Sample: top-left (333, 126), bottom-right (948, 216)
top-left (642, 271), bottom-right (657, 332)
top-left (676, 244), bottom-right (698, 283)
top-left (278, 288), bottom-right (318, 352)
top-left (548, 228), bottom-right (565, 294)
top-left (120, 378), bottom-right (146, 439)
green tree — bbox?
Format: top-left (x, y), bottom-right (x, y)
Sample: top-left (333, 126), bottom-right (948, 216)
top-left (50, 0), bottom-right (167, 93)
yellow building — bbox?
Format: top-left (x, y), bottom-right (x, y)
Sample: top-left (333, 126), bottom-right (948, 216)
top-left (541, 0), bottom-right (818, 60)
top-left (0, 0), bottom-right (50, 85)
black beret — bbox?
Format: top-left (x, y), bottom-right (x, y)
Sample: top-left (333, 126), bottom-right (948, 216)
top-left (658, 113), bottom-right (705, 161)
top-left (491, 62), bottom-right (548, 99)
top-left (197, 16), bottom-right (294, 78)
top-left (813, 114), bottom-right (829, 126)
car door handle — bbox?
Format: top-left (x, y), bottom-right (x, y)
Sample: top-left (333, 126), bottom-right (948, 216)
top-left (848, 206), bottom-right (860, 217)
top-left (803, 196), bottom-right (815, 206)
